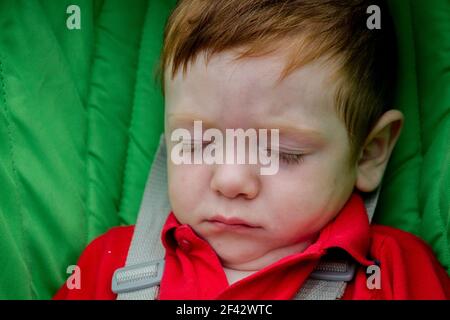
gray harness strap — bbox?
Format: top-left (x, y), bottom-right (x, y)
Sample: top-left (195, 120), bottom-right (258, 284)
top-left (113, 135), bottom-right (169, 300)
top-left (294, 257), bottom-right (354, 300)
top-left (112, 136), bottom-right (380, 300)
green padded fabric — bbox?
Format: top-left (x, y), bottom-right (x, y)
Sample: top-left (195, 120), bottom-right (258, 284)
top-left (0, 0), bottom-right (448, 300)
top-left (375, 0), bottom-right (450, 274)
top-left (0, 0), bottom-right (176, 299)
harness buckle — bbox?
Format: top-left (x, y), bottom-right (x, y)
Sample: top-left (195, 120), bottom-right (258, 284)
top-left (112, 259), bottom-right (165, 294)
top-left (310, 259), bottom-right (356, 282)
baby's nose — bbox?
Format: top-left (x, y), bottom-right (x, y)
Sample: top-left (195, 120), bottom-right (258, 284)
top-left (210, 164), bottom-right (260, 200)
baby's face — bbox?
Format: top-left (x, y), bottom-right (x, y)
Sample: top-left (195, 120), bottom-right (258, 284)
top-left (165, 51), bottom-right (358, 270)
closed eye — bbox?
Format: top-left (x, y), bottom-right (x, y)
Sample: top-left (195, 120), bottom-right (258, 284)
top-left (279, 152), bottom-right (305, 164)
top-left (182, 140), bottom-right (212, 153)
top-left (265, 149), bottom-right (305, 165)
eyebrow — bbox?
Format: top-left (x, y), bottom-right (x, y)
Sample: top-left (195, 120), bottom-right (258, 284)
top-left (167, 114), bottom-right (325, 142)
top-left (260, 122), bottom-right (326, 143)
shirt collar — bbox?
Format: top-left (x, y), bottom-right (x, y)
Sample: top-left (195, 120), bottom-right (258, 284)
top-left (161, 192), bottom-right (374, 267)
top-left (303, 192), bottom-right (374, 266)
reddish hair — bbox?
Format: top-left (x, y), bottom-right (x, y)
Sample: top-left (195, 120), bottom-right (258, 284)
top-left (161, 0), bottom-right (397, 157)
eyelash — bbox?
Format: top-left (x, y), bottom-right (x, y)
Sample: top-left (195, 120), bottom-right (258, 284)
top-left (182, 142), bottom-right (305, 165)
top-left (279, 152), bottom-right (305, 165)
top-left (266, 149), bottom-right (305, 165)
top-left (182, 140), bottom-right (210, 152)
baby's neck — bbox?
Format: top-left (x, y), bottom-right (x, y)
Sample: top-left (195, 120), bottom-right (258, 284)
top-left (223, 267), bottom-right (256, 285)
top-left (223, 268), bottom-right (256, 286)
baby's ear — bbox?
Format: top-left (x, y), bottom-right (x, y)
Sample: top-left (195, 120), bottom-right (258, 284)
top-left (356, 110), bottom-right (404, 192)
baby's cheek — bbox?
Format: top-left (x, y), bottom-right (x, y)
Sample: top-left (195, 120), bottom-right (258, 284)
top-left (169, 165), bottom-right (207, 215)
top-left (168, 167), bottom-right (191, 211)
top-left (272, 172), bottom-right (339, 225)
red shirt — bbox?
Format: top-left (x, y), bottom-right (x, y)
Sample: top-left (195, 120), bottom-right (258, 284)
top-left (54, 194), bottom-right (450, 300)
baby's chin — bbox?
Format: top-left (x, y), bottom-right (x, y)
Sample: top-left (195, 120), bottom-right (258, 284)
top-left (205, 231), bottom-right (318, 271)
top-left (205, 235), bottom-right (271, 270)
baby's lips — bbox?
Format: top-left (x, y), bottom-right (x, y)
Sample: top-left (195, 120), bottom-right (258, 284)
top-left (207, 214), bottom-right (260, 228)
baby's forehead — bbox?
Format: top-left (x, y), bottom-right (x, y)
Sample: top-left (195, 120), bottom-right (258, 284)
top-left (170, 48), bottom-right (338, 87)
top-left (166, 50), bottom-right (339, 123)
